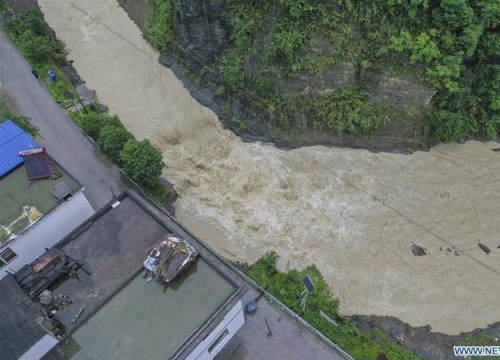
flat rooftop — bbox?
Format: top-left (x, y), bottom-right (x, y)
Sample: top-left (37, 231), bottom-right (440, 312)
top-left (0, 275), bottom-right (46, 360)
top-left (44, 194), bottom-right (238, 359)
top-left (0, 164), bottom-right (80, 245)
top-left (68, 261), bottom-right (234, 360)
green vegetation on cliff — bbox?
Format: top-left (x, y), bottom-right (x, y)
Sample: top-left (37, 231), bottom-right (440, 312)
top-left (223, 0), bottom-right (499, 141)
top-left (298, 88), bottom-right (393, 134)
top-left (146, 0), bottom-right (173, 51)
top-left (147, 0), bottom-right (499, 144)
top-left (249, 252), bottom-right (420, 360)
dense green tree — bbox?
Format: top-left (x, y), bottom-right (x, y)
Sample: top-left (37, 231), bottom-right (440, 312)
top-left (80, 112), bottom-right (122, 140)
top-left (120, 139), bottom-right (165, 188)
top-left (3, 11), bottom-right (64, 63)
top-left (97, 125), bottom-right (133, 163)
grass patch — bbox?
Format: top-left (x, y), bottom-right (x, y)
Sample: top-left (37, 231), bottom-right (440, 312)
top-left (249, 252), bottom-right (421, 360)
top-left (35, 63), bottom-right (77, 104)
top-left (0, 99), bottom-right (39, 136)
top-left (299, 88), bottom-right (394, 135)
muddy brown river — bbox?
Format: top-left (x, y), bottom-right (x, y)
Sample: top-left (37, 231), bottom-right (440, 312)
top-left (39, 0), bottom-right (500, 335)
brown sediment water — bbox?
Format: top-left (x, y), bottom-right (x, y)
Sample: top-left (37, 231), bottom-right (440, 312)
top-left (39, 0), bottom-right (500, 335)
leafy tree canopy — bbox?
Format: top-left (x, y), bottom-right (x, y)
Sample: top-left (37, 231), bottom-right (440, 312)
top-left (120, 139), bottom-right (165, 188)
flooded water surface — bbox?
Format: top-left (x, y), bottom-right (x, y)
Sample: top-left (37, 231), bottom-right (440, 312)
top-left (39, 0), bottom-right (500, 335)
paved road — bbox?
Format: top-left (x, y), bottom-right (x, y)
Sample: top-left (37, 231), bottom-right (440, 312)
top-left (0, 29), bottom-right (122, 210)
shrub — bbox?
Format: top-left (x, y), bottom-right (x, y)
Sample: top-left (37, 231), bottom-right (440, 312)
top-left (264, 26), bottom-right (306, 71)
top-left (80, 112), bottom-right (122, 140)
top-left (146, 181), bottom-right (172, 203)
top-left (19, 31), bottom-right (56, 63)
top-left (432, 110), bottom-right (476, 143)
top-left (120, 139), bottom-right (165, 188)
top-left (146, 0), bottom-right (173, 50)
top-left (302, 88), bottom-right (392, 135)
top-left (249, 252), bottom-right (339, 318)
top-left (97, 125), bottom-right (133, 163)
top-left (24, 9), bottom-right (50, 36)
top-left (219, 50), bottom-right (246, 92)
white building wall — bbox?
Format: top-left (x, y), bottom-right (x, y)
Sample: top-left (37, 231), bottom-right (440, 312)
top-left (18, 334), bottom-right (59, 360)
top-left (185, 300), bottom-right (245, 360)
top-left (0, 190), bottom-right (94, 279)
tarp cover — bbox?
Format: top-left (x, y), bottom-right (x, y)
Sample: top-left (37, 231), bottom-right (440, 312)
top-left (0, 120), bottom-right (40, 177)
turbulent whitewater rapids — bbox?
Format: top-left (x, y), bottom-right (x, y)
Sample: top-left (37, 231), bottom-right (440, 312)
top-left (39, 0), bottom-right (500, 335)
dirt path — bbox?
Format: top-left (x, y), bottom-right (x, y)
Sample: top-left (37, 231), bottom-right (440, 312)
top-left (38, 0), bottom-right (500, 335)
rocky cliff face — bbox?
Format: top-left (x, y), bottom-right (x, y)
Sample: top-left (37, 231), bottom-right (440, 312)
top-left (120, 0), bottom-right (437, 151)
top-left (172, 0), bottom-right (230, 63)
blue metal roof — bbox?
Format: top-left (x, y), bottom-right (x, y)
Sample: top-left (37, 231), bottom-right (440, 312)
top-left (0, 120), bottom-right (40, 177)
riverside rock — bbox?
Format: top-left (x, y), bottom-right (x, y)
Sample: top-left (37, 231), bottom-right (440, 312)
top-left (411, 244), bottom-right (426, 256)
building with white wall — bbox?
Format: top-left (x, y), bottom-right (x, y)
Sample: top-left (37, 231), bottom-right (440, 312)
top-left (0, 120), bottom-right (94, 279)
top-left (1, 193), bottom-right (246, 360)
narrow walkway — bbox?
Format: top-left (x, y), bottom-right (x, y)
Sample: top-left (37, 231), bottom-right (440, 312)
top-left (0, 29), bottom-right (122, 210)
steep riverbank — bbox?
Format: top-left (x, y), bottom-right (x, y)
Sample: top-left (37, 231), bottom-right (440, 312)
top-left (119, 0), bottom-right (435, 151)
top-left (120, 0), bottom-right (500, 151)
top-left (37, 0), bottom-right (500, 339)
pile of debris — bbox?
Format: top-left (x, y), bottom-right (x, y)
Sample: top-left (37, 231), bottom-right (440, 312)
top-left (15, 249), bottom-right (88, 298)
top-left (143, 234), bottom-right (198, 286)
top-left (411, 244), bottom-right (427, 256)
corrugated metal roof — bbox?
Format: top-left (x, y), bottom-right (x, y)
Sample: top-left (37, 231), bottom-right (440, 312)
top-left (0, 120), bottom-right (40, 177)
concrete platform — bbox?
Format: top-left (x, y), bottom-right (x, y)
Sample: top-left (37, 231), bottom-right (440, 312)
top-left (233, 289), bottom-right (345, 360)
